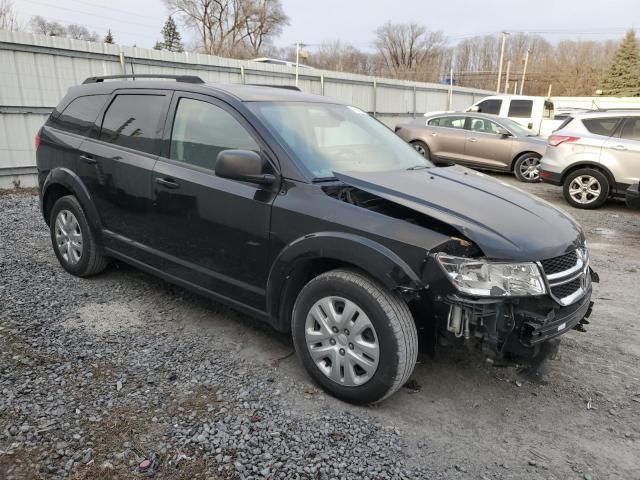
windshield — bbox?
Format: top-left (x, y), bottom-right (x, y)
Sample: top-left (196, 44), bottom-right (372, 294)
top-left (499, 117), bottom-right (534, 136)
top-left (249, 102), bottom-right (433, 179)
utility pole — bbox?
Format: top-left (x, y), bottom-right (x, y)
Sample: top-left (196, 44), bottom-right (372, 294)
top-left (496, 31), bottom-right (509, 93)
top-left (520, 49), bottom-right (530, 95)
top-left (504, 60), bottom-right (511, 94)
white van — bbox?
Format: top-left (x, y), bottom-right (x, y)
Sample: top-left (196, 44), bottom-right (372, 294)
top-left (467, 95), bottom-right (563, 137)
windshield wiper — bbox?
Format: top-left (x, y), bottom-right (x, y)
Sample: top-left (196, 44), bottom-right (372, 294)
top-left (312, 176), bottom-right (339, 183)
top-left (407, 165), bottom-right (430, 170)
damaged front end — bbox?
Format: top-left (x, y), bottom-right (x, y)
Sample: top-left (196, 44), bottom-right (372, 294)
top-left (427, 249), bottom-right (598, 359)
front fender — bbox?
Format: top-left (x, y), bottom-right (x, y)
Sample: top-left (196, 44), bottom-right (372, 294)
top-left (42, 167), bottom-right (103, 238)
top-left (266, 231), bottom-right (425, 330)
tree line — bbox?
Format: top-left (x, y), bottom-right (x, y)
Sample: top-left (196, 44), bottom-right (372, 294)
top-left (1, 0), bottom-right (638, 96)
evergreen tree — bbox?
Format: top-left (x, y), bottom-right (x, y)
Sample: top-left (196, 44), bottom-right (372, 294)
top-left (160, 16), bottom-right (183, 52)
top-left (600, 30), bottom-right (640, 96)
top-left (104, 29), bottom-right (114, 44)
top-left (153, 41), bottom-right (164, 50)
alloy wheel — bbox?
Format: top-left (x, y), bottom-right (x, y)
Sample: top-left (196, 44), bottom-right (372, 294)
top-left (304, 296), bottom-right (379, 386)
top-left (54, 209), bottom-right (83, 265)
top-left (412, 143), bottom-right (427, 157)
top-left (569, 175), bottom-right (601, 205)
top-left (518, 156), bottom-right (541, 181)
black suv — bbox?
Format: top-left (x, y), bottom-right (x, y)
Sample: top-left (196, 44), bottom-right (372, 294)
top-left (36, 74), bottom-right (597, 404)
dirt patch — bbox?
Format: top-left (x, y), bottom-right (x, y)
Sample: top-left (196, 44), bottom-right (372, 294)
top-left (65, 301), bottom-right (144, 333)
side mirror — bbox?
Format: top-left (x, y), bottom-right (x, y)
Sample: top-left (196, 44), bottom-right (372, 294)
top-left (495, 128), bottom-right (511, 137)
top-left (215, 150), bottom-right (276, 186)
top-left (468, 105), bottom-right (480, 112)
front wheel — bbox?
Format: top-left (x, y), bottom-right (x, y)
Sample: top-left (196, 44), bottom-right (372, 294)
top-left (562, 168), bottom-right (609, 209)
top-left (292, 269), bottom-right (418, 404)
top-left (514, 153), bottom-right (542, 183)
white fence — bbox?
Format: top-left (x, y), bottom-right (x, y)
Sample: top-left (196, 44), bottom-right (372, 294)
top-left (0, 30), bottom-right (493, 188)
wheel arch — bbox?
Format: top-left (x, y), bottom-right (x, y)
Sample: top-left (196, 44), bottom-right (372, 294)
top-left (42, 168), bottom-right (104, 240)
top-left (266, 232), bottom-right (424, 332)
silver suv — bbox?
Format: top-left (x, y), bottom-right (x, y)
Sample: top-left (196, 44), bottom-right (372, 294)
top-left (539, 111), bottom-right (640, 209)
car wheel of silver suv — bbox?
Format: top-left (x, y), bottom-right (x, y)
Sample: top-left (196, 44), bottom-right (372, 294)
top-left (563, 168), bottom-right (609, 209)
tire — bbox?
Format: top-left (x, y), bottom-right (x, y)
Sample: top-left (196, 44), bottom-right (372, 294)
top-left (49, 195), bottom-right (109, 277)
top-left (292, 269), bottom-right (418, 405)
top-left (562, 168), bottom-right (609, 209)
top-left (513, 153), bottom-right (542, 183)
top-left (410, 140), bottom-right (431, 160)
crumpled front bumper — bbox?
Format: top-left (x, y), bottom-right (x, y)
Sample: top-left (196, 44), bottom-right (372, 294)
top-left (440, 281), bottom-right (595, 359)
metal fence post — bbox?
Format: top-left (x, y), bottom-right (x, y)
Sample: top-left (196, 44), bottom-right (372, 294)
top-left (413, 84), bottom-right (417, 118)
top-left (240, 65), bottom-right (245, 84)
top-left (320, 74), bottom-right (324, 95)
top-left (372, 79), bottom-right (377, 117)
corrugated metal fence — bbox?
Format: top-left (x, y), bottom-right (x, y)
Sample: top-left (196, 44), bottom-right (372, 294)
top-left (0, 30), bottom-right (492, 187)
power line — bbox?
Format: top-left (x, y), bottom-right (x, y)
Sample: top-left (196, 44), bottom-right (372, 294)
top-left (21, 0), bottom-right (161, 31)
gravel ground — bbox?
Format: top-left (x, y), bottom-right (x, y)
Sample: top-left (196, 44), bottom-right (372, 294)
top-left (1, 176), bottom-right (639, 480)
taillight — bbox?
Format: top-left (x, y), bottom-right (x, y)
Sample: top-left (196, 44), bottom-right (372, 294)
top-left (548, 134), bottom-right (580, 147)
top-left (35, 132), bottom-right (41, 152)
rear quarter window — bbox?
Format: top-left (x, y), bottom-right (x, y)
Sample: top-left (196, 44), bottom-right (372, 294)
top-left (49, 95), bottom-right (108, 136)
top-left (581, 117), bottom-right (620, 136)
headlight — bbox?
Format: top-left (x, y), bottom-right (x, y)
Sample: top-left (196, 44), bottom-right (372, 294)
top-left (436, 254), bottom-right (546, 297)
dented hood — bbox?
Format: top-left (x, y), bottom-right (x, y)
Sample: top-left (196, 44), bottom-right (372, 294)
top-left (334, 166), bottom-right (584, 261)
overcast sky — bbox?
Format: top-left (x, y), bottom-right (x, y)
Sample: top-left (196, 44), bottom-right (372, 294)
top-left (14, 0), bottom-right (638, 50)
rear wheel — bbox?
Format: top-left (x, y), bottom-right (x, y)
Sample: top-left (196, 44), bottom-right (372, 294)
top-left (563, 168), bottom-right (609, 209)
top-left (514, 153), bottom-right (542, 183)
top-left (410, 140), bottom-right (431, 160)
top-left (50, 195), bottom-right (109, 276)
top-left (292, 269), bottom-right (418, 405)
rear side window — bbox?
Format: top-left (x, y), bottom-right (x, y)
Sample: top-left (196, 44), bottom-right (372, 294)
top-left (620, 118), bottom-right (640, 141)
top-left (170, 98), bottom-right (259, 170)
top-left (51, 95), bottom-right (108, 136)
top-left (582, 117), bottom-right (620, 136)
top-left (99, 94), bottom-right (169, 154)
top-left (428, 116), bottom-right (466, 129)
top-left (508, 100), bottom-right (533, 118)
top-left (475, 99), bottom-right (501, 115)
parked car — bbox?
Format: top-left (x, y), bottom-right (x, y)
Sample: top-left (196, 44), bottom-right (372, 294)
top-left (395, 112), bottom-right (547, 182)
top-left (466, 95), bottom-right (562, 136)
top-left (37, 74), bottom-right (597, 404)
top-left (539, 111), bottom-right (640, 209)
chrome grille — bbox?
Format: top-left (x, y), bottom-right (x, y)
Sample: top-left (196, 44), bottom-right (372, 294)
top-left (539, 248), bottom-right (589, 306)
top-left (540, 251), bottom-right (578, 275)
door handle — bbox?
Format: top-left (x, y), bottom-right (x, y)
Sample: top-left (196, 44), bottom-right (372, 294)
top-left (430, 133), bottom-right (438, 136)
top-left (612, 145), bottom-right (627, 151)
top-left (79, 154), bottom-right (96, 165)
top-left (469, 137), bottom-right (478, 142)
top-left (155, 177), bottom-right (180, 189)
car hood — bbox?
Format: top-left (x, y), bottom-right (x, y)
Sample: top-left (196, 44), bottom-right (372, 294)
top-left (334, 166), bottom-right (584, 261)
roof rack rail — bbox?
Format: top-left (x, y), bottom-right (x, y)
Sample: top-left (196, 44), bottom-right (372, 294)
top-left (248, 84), bottom-right (301, 91)
top-left (82, 74), bottom-right (205, 84)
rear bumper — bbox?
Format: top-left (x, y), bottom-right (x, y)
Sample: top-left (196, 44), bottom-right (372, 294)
top-left (539, 169), bottom-right (563, 186)
top-left (626, 183), bottom-right (640, 208)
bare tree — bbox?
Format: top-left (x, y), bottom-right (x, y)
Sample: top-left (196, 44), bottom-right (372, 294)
top-left (29, 15), bottom-right (66, 36)
top-left (66, 24), bottom-right (99, 41)
top-left (374, 22), bottom-right (447, 81)
top-left (243, 0), bottom-right (288, 56)
top-left (165, 0), bottom-right (288, 57)
top-left (0, 0), bottom-right (20, 31)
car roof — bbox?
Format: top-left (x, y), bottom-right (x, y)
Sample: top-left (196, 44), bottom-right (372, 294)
top-left (68, 80), bottom-right (336, 104)
top-left (568, 110), bottom-right (640, 119)
top-left (424, 112), bottom-right (503, 120)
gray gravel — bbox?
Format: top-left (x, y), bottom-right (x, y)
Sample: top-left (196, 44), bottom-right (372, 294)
top-left (0, 192), bottom-right (433, 479)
